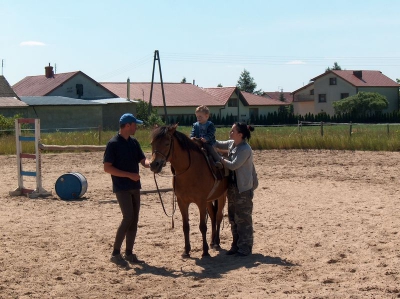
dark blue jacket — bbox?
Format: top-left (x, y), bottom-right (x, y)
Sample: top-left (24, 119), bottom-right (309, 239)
top-left (190, 121), bottom-right (216, 145)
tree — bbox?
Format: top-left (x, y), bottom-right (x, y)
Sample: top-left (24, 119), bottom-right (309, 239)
top-left (278, 91), bottom-right (288, 115)
top-left (333, 92), bottom-right (389, 117)
top-left (181, 77), bottom-right (186, 83)
top-left (135, 99), bottom-right (164, 127)
top-left (236, 69), bottom-right (263, 95)
top-left (326, 62), bottom-right (342, 72)
top-left (217, 83), bottom-right (223, 87)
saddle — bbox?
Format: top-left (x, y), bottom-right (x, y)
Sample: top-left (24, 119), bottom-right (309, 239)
top-left (192, 138), bottom-right (225, 181)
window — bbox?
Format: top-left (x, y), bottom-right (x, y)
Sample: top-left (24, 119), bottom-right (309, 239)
top-left (228, 98), bottom-right (238, 107)
top-left (318, 94), bottom-right (327, 103)
top-left (329, 78), bottom-right (337, 85)
top-left (341, 93), bottom-right (349, 99)
top-left (310, 89), bottom-right (314, 95)
top-left (76, 84), bottom-right (83, 98)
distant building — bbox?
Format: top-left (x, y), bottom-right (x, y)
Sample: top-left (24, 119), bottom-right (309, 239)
top-left (292, 70), bottom-right (400, 116)
top-left (0, 75), bottom-right (28, 117)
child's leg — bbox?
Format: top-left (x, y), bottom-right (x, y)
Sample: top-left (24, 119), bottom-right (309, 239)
top-left (204, 143), bottom-right (222, 163)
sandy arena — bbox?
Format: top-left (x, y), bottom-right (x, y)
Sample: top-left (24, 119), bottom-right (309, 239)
top-left (1, 150), bottom-right (400, 298)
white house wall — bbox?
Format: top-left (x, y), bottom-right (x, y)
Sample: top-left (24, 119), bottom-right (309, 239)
top-left (314, 75), bottom-right (357, 115)
top-left (292, 84), bottom-right (315, 115)
top-left (292, 101), bottom-right (315, 115)
top-left (48, 74), bottom-right (115, 99)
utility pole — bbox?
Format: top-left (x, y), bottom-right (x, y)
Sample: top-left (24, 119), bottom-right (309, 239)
top-left (149, 50), bottom-right (168, 124)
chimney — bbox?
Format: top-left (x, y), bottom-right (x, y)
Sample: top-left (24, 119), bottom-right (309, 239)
top-left (353, 70), bottom-right (362, 79)
top-left (45, 63), bottom-right (54, 78)
top-left (127, 77), bottom-right (130, 100)
top-left (193, 79), bottom-right (195, 85)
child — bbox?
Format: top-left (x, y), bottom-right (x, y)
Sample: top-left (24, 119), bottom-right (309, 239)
top-left (190, 105), bottom-right (223, 169)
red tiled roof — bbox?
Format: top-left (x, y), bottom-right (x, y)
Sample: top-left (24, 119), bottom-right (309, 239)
top-left (101, 82), bottom-right (223, 107)
top-left (263, 91), bottom-right (293, 103)
top-left (241, 91), bottom-right (287, 106)
top-left (202, 87), bottom-right (237, 105)
top-left (13, 72), bottom-right (79, 96)
top-left (312, 70), bottom-right (399, 87)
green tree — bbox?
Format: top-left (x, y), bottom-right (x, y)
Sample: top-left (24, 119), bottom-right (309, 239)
top-left (326, 62), bottom-right (342, 72)
top-left (236, 69), bottom-right (263, 95)
top-left (333, 92), bottom-right (389, 117)
top-left (0, 114), bottom-right (24, 136)
top-left (135, 99), bottom-right (164, 127)
top-left (217, 83), bottom-right (223, 87)
top-left (181, 77), bottom-right (186, 83)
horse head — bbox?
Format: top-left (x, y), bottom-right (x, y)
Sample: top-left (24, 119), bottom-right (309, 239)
top-left (150, 124), bottom-right (178, 173)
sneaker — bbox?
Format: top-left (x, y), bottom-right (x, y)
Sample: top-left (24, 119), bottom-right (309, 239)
top-left (124, 254), bottom-right (144, 264)
top-left (110, 254), bottom-right (128, 266)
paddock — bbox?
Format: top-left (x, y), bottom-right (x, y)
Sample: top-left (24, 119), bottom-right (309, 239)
top-left (1, 150), bottom-right (400, 298)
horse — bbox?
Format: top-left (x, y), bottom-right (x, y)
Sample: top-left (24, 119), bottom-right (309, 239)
top-left (150, 124), bottom-right (228, 257)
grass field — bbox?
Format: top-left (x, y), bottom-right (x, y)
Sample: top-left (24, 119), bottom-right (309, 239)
top-left (1, 123), bottom-right (400, 155)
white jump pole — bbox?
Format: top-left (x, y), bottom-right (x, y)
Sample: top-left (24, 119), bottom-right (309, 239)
top-left (9, 118), bottom-right (52, 198)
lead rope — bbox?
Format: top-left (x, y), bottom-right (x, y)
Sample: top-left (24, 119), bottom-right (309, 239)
top-left (153, 172), bottom-right (176, 228)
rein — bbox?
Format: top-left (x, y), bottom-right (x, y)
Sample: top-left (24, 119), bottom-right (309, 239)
top-left (152, 132), bottom-right (193, 227)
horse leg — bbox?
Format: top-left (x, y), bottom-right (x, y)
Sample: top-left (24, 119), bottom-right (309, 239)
top-left (178, 200), bottom-right (191, 257)
top-left (207, 201), bottom-right (217, 248)
top-left (199, 204), bottom-right (210, 257)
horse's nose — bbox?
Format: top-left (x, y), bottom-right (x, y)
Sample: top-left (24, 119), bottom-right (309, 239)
top-left (150, 160), bottom-right (163, 173)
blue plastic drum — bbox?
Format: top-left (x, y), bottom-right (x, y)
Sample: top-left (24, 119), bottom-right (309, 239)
top-left (55, 172), bottom-right (88, 200)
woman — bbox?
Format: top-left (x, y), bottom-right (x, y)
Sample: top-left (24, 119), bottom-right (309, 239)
top-left (215, 122), bottom-right (255, 256)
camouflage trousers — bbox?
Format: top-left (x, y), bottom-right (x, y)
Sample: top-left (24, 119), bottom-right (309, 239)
top-left (227, 185), bottom-right (254, 255)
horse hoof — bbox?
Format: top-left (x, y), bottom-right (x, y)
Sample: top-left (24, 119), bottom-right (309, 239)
top-left (202, 252), bottom-right (210, 257)
top-left (213, 244), bottom-right (221, 250)
top-left (181, 252), bottom-right (190, 258)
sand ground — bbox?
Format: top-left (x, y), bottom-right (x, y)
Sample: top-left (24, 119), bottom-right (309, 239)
top-left (1, 150), bottom-right (400, 298)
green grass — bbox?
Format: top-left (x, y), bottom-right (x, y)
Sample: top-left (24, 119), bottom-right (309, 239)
top-left (2, 124), bottom-right (400, 155)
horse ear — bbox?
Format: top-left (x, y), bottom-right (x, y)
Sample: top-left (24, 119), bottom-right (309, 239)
top-left (169, 123), bottom-right (178, 134)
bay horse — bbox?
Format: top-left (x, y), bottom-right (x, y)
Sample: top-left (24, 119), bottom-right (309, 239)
top-left (150, 124), bottom-right (228, 257)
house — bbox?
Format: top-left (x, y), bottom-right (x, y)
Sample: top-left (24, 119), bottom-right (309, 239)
top-left (202, 87), bottom-right (288, 122)
top-left (12, 65), bottom-right (136, 130)
top-left (13, 64), bottom-right (118, 100)
top-left (103, 82), bottom-right (289, 123)
top-left (292, 70), bottom-right (400, 116)
top-left (262, 91), bottom-right (293, 104)
top-left (0, 75), bottom-right (28, 117)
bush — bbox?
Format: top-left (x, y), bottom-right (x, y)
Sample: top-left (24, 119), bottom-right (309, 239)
top-left (0, 114), bottom-right (23, 136)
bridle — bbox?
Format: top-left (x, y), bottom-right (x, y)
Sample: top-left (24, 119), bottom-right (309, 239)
top-left (151, 133), bottom-right (173, 167)
top-left (151, 132), bottom-right (192, 227)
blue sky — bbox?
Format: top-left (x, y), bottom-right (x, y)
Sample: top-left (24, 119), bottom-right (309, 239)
top-left (1, 0), bottom-right (400, 92)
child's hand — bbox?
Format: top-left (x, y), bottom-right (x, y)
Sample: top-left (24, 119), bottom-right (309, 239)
top-left (200, 137), bottom-right (206, 143)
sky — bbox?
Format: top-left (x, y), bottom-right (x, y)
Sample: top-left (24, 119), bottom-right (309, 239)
top-left (1, 0), bottom-right (400, 92)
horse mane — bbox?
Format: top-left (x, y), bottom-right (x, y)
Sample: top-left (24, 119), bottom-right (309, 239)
top-left (152, 125), bottom-right (202, 154)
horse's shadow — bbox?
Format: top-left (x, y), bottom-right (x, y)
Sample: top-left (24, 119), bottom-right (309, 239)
top-left (121, 250), bottom-right (296, 279)
top-left (184, 249), bottom-right (298, 279)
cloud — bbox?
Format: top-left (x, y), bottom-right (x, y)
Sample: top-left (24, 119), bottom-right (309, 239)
top-left (286, 60), bottom-right (306, 65)
top-left (20, 41), bottom-right (46, 47)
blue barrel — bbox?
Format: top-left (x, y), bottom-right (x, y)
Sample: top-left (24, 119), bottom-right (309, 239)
top-left (55, 172), bottom-right (88, 200)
